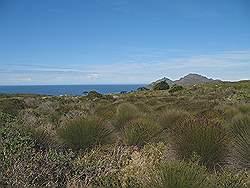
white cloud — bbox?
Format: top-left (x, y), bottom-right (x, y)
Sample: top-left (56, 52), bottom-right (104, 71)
top-left (1, 49), bottom-right (249, 84)
top-left (87, 73), bottom-right (101, 80)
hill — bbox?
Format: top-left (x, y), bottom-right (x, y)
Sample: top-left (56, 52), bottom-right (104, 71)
top-left (149, 73), bottom-right (221, 88)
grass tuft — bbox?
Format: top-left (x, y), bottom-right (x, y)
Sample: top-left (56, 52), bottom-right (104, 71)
top-left (113, 103), bottom-right (141, 130)
top-left (172, 117), bottom-right (229, 169)
top-left (57, 117), bottom-right (112, 150)
top-left (121, 117), bottom-right (161, 147)
top-left (230, 114), bottom-right (250, 170)
top-left (148, 161), bottom-right (209, 188)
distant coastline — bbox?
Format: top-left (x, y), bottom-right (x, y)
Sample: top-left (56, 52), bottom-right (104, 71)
top-left (0, 84), bottom-right (145, 96)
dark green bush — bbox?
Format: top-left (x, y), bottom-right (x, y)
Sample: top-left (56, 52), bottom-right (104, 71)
top-left (57, 117), bottom-right (112, 150)
top-left (153, 81), bottom-right (170, 90)
top-left (172, 117), bottom-right (229, 169)
top-left (87, 90), bottom-right (103, 98)
top-left (121, 117), bottom-right (161, 147)
top-left (0, 99), bottom-right (25, 116)
top-left (169, 84), bottom-right (184, 93)
top-left (137, 86), bottom-right (150, 91)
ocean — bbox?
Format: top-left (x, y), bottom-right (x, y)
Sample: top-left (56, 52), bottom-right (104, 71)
top-left (0, 84), bottom-right (144, 96)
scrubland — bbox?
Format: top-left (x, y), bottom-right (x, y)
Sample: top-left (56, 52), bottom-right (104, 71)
top-left (0, 81), bottom-right (249, 187)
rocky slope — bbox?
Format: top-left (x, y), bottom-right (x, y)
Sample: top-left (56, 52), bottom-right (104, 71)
top-left (149, 73), bottom-right (221, 88)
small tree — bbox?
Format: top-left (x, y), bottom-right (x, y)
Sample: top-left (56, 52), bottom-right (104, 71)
top-left (153, 81), bottom-right (170, 90)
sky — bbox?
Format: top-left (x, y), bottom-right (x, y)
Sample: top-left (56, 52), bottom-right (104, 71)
top-left (0, 0), bottom-right (250, 85)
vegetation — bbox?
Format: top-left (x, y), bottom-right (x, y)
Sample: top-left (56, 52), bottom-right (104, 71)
top-left (121, 117), bottom-right (161, 147)
top-left (230, 114), bottom-right (250, 170)
top-left (172, 117), bottom-right (229, 169)
top-left (57, 117), bottom-right (112, 150)
top-left (169, 84), bottom-right (184, 93)
top-left (113, 103), bottom-right (141, 129)
top-left (158, 109), bottom-right (191, 130)
top-left (153, 81), bottom-right (170, 90)
top-left (0, 81), bottom-right (250, 187)
top-left (148, 160), bottom-right (209, 188)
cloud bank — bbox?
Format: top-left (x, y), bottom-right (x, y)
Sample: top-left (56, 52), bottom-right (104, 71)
top-left (0, 50), bottom-right (249, 85)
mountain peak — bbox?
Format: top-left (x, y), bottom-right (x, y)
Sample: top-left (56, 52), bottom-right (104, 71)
top-left (149, 73), bottom-right (220, 87)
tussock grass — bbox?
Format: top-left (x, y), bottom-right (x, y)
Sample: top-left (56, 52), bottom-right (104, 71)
top-left (230, 114), bottom-right (250, 170)
top-left (113, 103), bottom-right (141, 130)
top-left (147, 161), bottom-right (209, 188)
top-left (57, 117), bottom-right (112, 150)
top-left (158, 109), bottom-right (191, 130)
top-left (237, 104), bottom-right (250, 114)
top-left (121, 117), bottom-right (161, 147)
top-left (172, 117), bottom-right (229, 169)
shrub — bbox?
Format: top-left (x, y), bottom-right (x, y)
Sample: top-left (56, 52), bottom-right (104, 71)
top-left (120, 143), bottom-right (167, 187)
top-left (0, 112), bottom-right (15, 127)
top-left (1, 124), bottom-right (75, 187)
top-left (147, 161), bottom-right (209, 188)
top-left (113, 103), bottom-right (141, 130)
top-left (27, 126), bottom-right (58, 149)
top-left (87, 90), bottom-right (103, 99)
top-left (158, 109), bottom-right (191, 130)
top-left (237, 104), bottom-right (250, 114)
top-left (137, 86), bottom-right (150, 91)
top-left (69, 144), bottom-right (134, 187)
top-left (172, 117), bottom-right (229, 169)
top-left (169, 85), bottom-right (184, 93)
top-left (0, 98), bottom-right (25, 116)
top-left (220, 105), bottom-right (241, 121)
top-left (230, 114), bottom-right (250, 170)
top-left (93, 102), bottom-right (116, 120)
top-left (211, 170), bottom-right (249, 188)
top-left (153, 81), bottom-right (170, 90)
top-left (57, 117), bottom-right (112, 150)
top-left (121, 117), bottom-right (161, 147)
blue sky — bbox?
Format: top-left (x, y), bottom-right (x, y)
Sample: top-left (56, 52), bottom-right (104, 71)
top-left (0, 0), bottom-right (250, 85)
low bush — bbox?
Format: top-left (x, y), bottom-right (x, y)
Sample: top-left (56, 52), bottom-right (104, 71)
top-left (0, 112), bottom-right (15, 127)
top-left (237, 104), bottom-right (250, 114)
top-left (113, 103), bottom-right (141, 130)
top-left (120, 142), bottom-right (167, 187)
top-left (121, 117), bottom-right (161, 147)
top-left (169, 84), bottom-right (184, 93)
top-left (230, 114), bottom-right (250, 170)
top-left (147, 161), bottom-right (209, 188)
top-left (93, 102), bottom-right (116, 120)
top-left (211, 170), bottom-right (249, 188)
top-left (0, 124), bottom-right (75, 187)
top-left (172, 117), bottom-right (229, 169)
top-left (153, 81), bottom-right (170, 90)
top-left (137, 86), bottom-right (150, 91)
top-left (0, 98), bottom-right (25, 116)
top-left (68, 144), bottom-right (134, 187)
top-left (86, 90), bottom-right (103, 99)
top-left (57, 117), bottom-right (112, 150)
top-left (27, 126), bottom-right (58, 149)
top-left (158, 109), bottom-right (191, 130)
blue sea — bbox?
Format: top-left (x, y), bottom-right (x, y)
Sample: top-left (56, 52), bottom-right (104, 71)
top-left (0, 84), bottom-right (144, 96)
